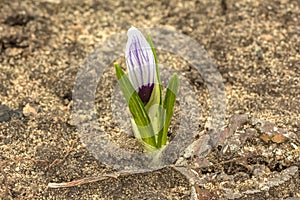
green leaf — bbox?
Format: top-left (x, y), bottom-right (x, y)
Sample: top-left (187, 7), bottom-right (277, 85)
top-left (144, 83), bottom-right (160, 111)
top-left (147, 35), bottom-right (165, 147)
top-left (158, 73), bottom-right (179, 147)
top-left (130, 119), bottom-right (157, 152)
top-left (147, 34), bottom-right (162, 105)
top-left (114, 63), bottom-right (156, 148)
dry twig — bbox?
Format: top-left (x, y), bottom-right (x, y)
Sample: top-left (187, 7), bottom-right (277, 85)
top-left (48, 173), bottom-right (119, 188)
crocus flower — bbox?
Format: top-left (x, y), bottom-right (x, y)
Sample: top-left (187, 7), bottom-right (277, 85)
top-left (114, 26), bottom-right (179, 150)
top-left (125, 26), bottom-right (156, 104)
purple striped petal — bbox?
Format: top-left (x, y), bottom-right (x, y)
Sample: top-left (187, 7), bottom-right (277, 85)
top-left (125, 26), bottom-right (156, 104)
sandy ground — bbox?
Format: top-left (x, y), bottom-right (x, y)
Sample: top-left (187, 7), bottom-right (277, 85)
top-left (0, 0), bottom-right (299, 199)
